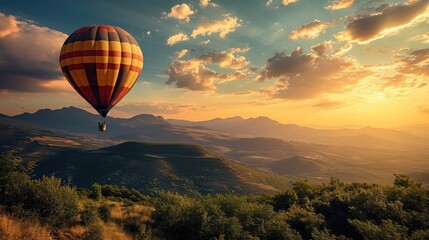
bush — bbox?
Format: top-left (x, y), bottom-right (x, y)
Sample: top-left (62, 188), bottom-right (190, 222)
top-left (21, 176), bottom-right (79, 227)
top-left (98, 203), bottom-right (112, 222)
top-left (123, 216), bottom-right (152, 240)
top-left (81, 203), bottom-right (99, 226)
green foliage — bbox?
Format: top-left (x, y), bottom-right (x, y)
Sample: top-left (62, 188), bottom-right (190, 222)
top-left (152, 191), bottom-right (302, 240)
top-left (273, 189), bottom-right (298, 211)
top-left (98, 184), bottom-right (151, 203)
top-left (81, 203), bottom-right (99, 226)
top-left (284, 205), bottom-right (326, 239)
top-left (350, 219), bottom-right (408, 240)
top-left (0, 151), bottom-right (34, 205)
top-left (21, 176), bottom-right (79, 227)
top-left (1, 151), bottom-right (429, 239)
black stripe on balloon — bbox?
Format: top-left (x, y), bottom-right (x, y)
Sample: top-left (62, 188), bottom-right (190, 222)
top-left (108, 26), bottom-right (131, 108)
top-left (62, 68), bottom-right (87, 104)
top-left (84, 26), bottom-right (102, 107)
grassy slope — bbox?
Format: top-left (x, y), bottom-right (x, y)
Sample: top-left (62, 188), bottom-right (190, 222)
top-left (36, 142), bottom-right (291, 195)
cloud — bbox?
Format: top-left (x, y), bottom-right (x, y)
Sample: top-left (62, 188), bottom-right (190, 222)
top-left (166, 32), bottom-right (189, 45)
top-left (165, 49), bottom-right (250, 91)
top-left (381, 74), bottom-right (408, 89)
top-left (397, 48), bottom-right (429, 77)
top-left (0, 13), bottom-right (19, 37)
top-left (281, 0), bottom-right (299, 7)
top-left (163, 4), bottom-right (195, 22)
top-left (257, 47), bottom-right (371, 99)
top-left (199, 39), bottom-right (211, 45)
top-left (115, 101), bottom-right (212, 115)
top-left (334, 43), bottom-right (353, 55)
top-left (289, 20), bottom-right (333, 40)
top-left (336, 0), bottom-right (429, 43)
top-left (191, 16), bottom-right (241, 38)
top-left (313, 99), bottom-right (348, 109)
top-left (176, 49), bottom-right (189, 59)
top-left (196, 50), bottom-right (249, 69)
top-left (0, 12), bottom-right (68, 92)
top-left (311, 41), bottom-right (332, 56)
top-left (325, 0), bottom-right (355, 10)
top-left (200, 0), bottom-right (218, 8)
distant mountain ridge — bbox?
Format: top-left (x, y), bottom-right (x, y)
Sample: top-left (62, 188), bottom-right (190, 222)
top-left (10, 107), bottom-right (427, 150)
top-left (168, 116), bottom-right (428, 149)
top-left (2, 107), bottom-right (429, 186)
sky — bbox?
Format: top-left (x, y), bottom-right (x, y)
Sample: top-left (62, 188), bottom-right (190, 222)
top-left (0, 0), bottom-right (428, 128)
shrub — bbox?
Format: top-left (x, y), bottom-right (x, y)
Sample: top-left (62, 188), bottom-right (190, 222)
top-left (21, 176), bottom-right (79, 227)
top-left (98, 203), bottom-right (112, 222)
top-left (81, 204), bottom-right (99, 226)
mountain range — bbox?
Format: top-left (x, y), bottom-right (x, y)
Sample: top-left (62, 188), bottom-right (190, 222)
top-left (2, 106), bottom-right (429, 189)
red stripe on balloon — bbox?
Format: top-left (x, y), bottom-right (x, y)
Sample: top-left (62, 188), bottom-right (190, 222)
top-left (60, 50), bottom-right (142, 61)
top-left (111, 86), bottom-right (131, 106)
top-left (78, 86), bottom-right (98, 106)
top-left (98, 85), bottom-right (115, 106)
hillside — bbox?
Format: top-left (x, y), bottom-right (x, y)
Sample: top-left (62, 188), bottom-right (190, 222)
top-left (35, 141), bottom-right (290, 195)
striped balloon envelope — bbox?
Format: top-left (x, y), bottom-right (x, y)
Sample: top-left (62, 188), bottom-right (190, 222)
top-left (59, 25), bottom-right (143, 118)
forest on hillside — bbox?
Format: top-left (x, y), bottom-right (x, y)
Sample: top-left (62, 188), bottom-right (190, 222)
top-left (1, 151), bottom-right (428, 240)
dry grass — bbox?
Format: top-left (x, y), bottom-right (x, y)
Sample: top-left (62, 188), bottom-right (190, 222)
top-left (110, 201), bottom-right (153, 223)
top-left (0, 214), bottom-right (52, 240)
top-left (56, 225), bottom-right (86, 239)
top-left (102, 222), bottom-right (132, 240)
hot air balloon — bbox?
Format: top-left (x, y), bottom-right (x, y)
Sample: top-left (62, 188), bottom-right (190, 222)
top-left (59, 25), bottom-right (143, 131)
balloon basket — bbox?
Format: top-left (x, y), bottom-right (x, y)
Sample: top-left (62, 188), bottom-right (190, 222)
top-left (98, 121), bottom-right (107, 131)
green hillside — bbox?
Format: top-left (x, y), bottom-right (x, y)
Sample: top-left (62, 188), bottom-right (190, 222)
top-left (36, 141), bottom-right (291, 195)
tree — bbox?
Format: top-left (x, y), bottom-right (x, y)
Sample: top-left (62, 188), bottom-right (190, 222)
top-left (0, 151), bottom-right (34, 205)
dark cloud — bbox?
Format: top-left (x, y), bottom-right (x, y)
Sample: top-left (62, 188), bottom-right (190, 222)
top-left (258, 47), bottom-right (371, 100)
top-left (311, 42), bottom-right (332, 57)
top-left (0, 12), bottom-right (68, 92)
top-left (336, 0), bottom-right (429, 43)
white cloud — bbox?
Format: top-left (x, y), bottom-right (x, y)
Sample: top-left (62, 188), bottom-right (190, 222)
top-left (325, 0), bottom-right (355, 10)
top-left (167, 32), bottom-right (189, 46)
top-left (191, 16), bottom-right (241, 38)
top-left (163, 3), bottom-right (195, 22)
top-left (200, 0), bottom-right (219, 8)
top-left (281, 0), bottom-right (299, 7)
top-left (289, 20), bottom-right (333, 40)
top-left (176, 49), bottom-right (189, 59)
